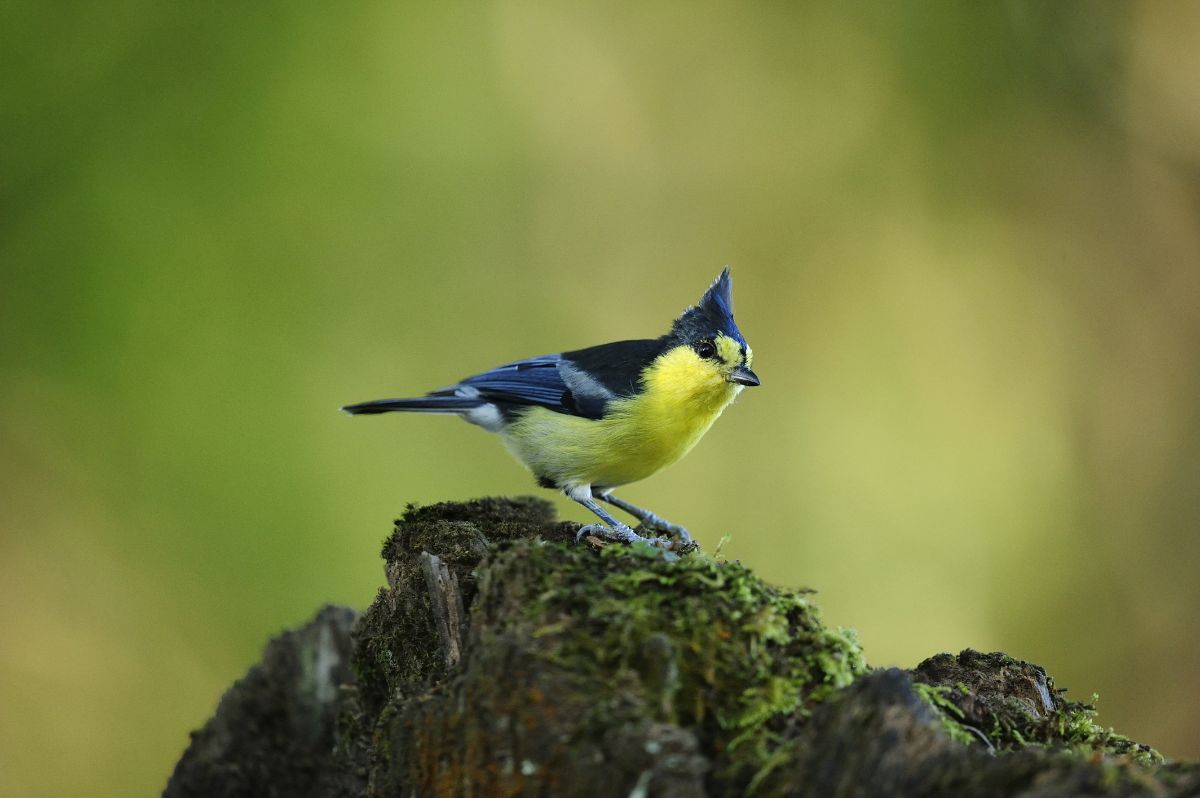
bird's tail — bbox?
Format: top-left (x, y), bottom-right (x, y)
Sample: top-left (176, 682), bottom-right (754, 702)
top-left (341, 396), bottom-right (481, 415)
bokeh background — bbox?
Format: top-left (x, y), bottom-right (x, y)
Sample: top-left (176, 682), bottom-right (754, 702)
top-left (3, 2), bottom-right (1199, 795)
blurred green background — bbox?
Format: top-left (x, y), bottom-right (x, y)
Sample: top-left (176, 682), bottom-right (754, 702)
top-left (3, 2), bottom-right (1199, 795)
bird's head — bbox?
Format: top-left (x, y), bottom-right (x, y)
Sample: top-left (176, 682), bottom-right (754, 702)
top-left (666, 267), bottom-right (759, 388)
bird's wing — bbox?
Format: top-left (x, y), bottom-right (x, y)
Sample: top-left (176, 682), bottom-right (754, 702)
top-left (436, 354), bottom-right (606, 419)
top-left (446, 354), bottom-right (571, 408)
top-left (438, 339), bottom-right (667, 420)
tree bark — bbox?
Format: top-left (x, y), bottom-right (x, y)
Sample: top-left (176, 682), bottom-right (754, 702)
top-left (165, 497), bottom-right (1199, 797)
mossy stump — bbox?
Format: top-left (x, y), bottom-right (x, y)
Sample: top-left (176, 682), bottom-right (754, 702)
top-left (165, 497), bottom-right (1199, 797)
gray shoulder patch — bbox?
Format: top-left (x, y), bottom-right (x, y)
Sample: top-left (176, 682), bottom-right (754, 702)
top-left (558, 360), bottom-right (615, 409)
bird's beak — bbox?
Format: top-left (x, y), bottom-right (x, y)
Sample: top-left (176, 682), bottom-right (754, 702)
top-left (729, 365), bottom-right (761, 386)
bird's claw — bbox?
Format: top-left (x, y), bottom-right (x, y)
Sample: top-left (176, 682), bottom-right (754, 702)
top-left (639, 514), bottom-right (693, 545)
top-left (669, 538), bottom-right (700, 555)
top-left (577, 523), bottom-right (671, 548)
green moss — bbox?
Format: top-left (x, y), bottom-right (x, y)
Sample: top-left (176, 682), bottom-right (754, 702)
top-left (912, 650), bottom-right (1164, 768)
top-left (354, 497), bottom-right (572, 714)
top-left (912, 682), bottom-right (978, 747)
top-left (397, 495), bottom-right (558, 527)
top-left (1057, 694), bottom-right (1163, 768)
top-left (348, 499), bottom-right (1179, 795)
top-left (478, 539), bottom-right (867, 784)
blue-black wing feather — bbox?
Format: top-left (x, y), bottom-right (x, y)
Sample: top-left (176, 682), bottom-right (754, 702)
top-left (447, 355), bottom-right (569, 408)
top-left (439, 339), bottom-right (668, 420)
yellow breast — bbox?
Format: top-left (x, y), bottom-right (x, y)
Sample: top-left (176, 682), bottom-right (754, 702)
top-left (501, 347), bottom-right (740, 489)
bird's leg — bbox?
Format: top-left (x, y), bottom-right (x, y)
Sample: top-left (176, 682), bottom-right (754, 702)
top-left (595, 491), bottom-right (692, 545)
top-left (566, 486), bottom-right (669, 547)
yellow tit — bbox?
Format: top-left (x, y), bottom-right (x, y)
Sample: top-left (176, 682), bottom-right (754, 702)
top-left (343, 268), bottom-right (759, 547)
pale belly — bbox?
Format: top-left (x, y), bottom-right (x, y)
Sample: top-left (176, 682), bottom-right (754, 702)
top-left (501, 382), bottom-right (740, 489)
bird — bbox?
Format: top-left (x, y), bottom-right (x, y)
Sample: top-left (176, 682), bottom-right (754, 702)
top-left (343, 268), bottom-right (759, 547)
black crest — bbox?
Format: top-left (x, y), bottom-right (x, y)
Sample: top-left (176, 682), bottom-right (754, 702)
top-left (669, 267), bottom-right (746, 346)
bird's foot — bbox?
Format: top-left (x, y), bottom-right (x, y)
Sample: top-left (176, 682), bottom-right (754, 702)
top-left (576, 523), bottom-right (670, 548)
top-left (638, 513), bottom-right (693, 545)
top-left (643, 530), bottom-right (699, 556)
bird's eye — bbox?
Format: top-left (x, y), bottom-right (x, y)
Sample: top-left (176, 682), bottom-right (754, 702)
top-left (695, 340), bottom-right (717, 360)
